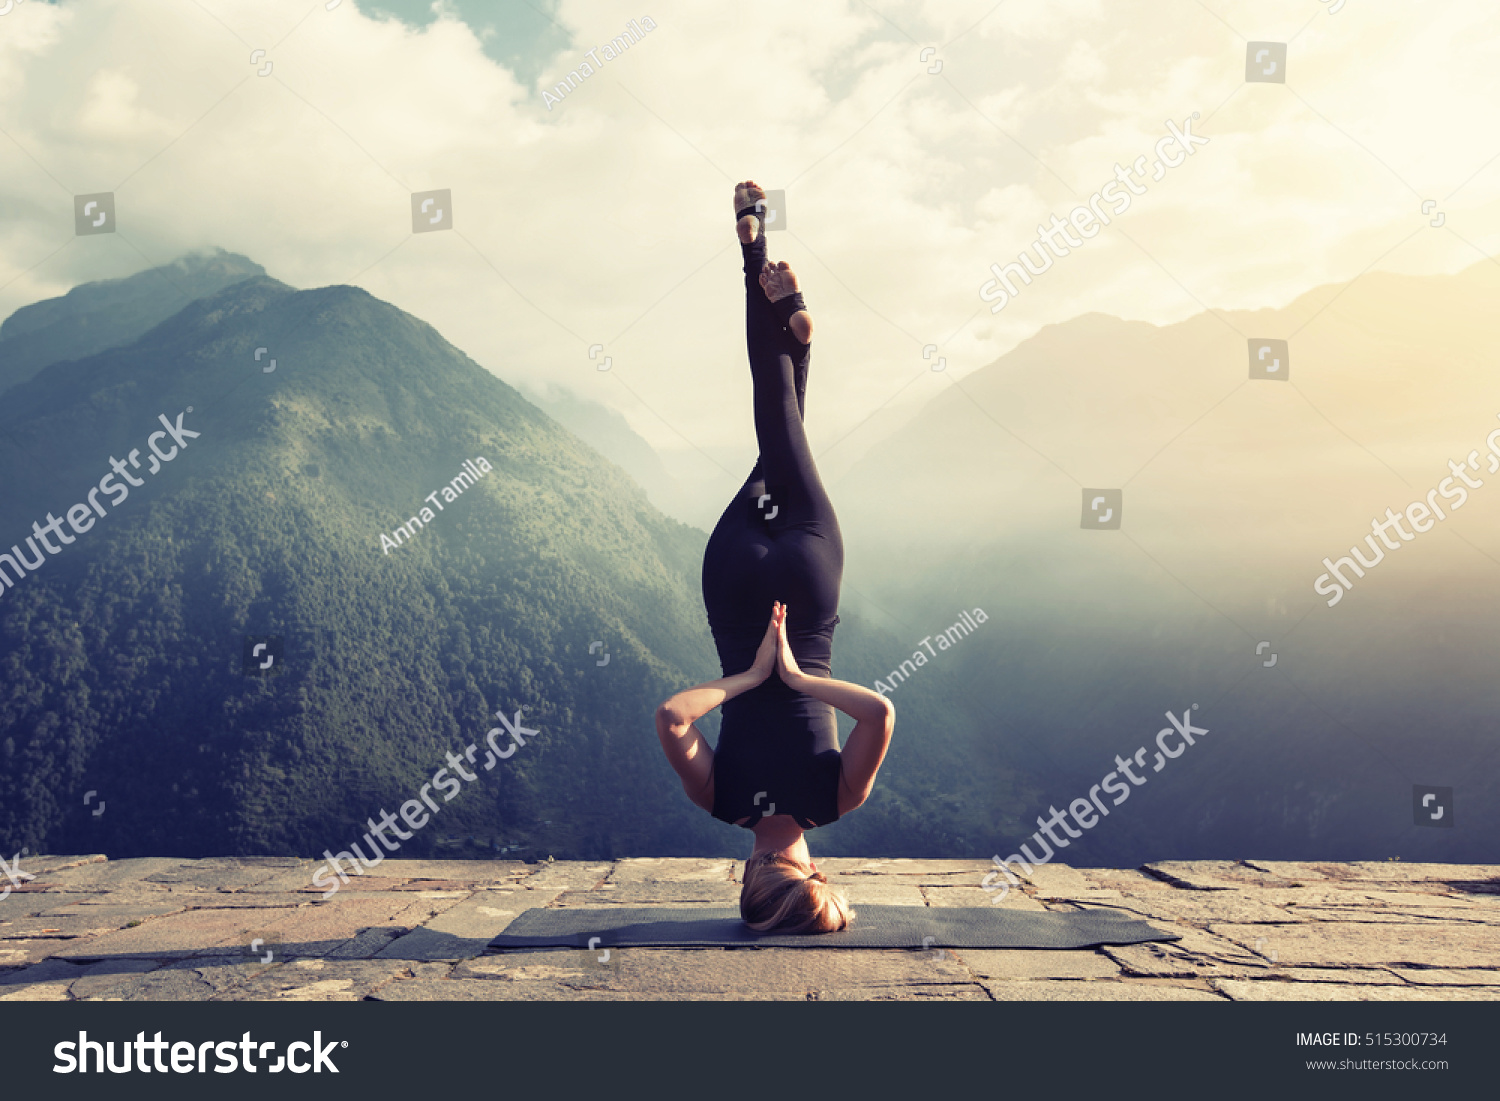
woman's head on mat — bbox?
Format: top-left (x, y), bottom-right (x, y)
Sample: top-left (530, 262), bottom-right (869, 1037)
top-left (740, 849), bottom-right (852, 934)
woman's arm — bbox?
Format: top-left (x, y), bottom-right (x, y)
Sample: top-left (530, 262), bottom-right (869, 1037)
top-left (775, 611), bottom-right (895, 815)
top-left (655, 669), bottom-right (763, 732)
top-left (655, 603), bottom-right (784, 811)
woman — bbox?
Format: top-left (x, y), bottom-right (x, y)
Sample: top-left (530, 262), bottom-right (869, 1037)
top-left (654, 181), bottom-right (895, 934)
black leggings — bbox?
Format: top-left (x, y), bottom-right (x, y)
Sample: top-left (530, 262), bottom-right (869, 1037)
top-left (701, 229), bottom-right (845, 830)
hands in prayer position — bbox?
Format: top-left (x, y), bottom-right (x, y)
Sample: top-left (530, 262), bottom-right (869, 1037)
top-left (743, 601), bottom-right (808, 690)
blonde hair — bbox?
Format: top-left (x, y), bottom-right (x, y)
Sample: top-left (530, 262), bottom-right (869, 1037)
top-left (739, 851), bottom-right (854, 934)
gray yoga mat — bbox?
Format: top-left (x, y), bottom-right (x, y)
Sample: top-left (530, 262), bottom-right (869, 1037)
top-left (487, 905), bottom-right (1179, 951)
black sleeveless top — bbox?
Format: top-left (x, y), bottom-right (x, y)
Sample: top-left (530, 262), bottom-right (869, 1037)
top-left (709, 613), bottom-right (842, 830)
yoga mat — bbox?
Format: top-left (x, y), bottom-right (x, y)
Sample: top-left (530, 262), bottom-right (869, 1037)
top-left (487, 905), bottom-right (1179, 951)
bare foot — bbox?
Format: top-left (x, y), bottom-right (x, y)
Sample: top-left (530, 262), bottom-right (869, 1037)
top-left (734, 180), bottom-right (766, 244)
top-left (759, 260), bottom-right (813, 343)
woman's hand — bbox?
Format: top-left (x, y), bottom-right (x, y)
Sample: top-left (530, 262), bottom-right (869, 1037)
top-left (745, 602), bottom-right (784, 686)
top-left (775, 605), bottom-right (806, 686)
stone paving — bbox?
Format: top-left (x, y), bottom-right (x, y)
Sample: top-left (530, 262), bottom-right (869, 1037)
top-left (1, 855), bottom-right (1496, 1001)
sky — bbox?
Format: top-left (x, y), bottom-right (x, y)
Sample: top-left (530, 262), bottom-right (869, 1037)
top-left (2, 0), bottom-right (1498, 496)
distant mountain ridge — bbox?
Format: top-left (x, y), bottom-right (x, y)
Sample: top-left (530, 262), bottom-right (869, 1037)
top-left (828, 258), bottom-right (1500, 867)
top-left (0, 267), bottom-right (721, 858)
top-left (0, 248), bottom-right (265, 397)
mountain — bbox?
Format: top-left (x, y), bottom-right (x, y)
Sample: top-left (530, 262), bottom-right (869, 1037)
top-left (0, 259), bottom-right (1013, 862)
top-left (829, 258), bottom-right (1500, 866)
top-left (521, 382), bottom-right (727, 529)
top-left (0, 248), bottom-right (264, 396)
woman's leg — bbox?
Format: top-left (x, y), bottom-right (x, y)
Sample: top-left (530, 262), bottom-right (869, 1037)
top-left (744, 277), bottom-right (838, 548)
top-left (739, 181), bottom-right (809, 421)
top-left (745, 281), bottom-right (844, 676)
top-left (704, 183), bottom-right (842, 679)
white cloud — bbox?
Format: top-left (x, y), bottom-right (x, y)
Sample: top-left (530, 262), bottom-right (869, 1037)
top-left (73, 69), bottom-right (176, 143)
top-left (1, 0), bottom-right (1497, 492)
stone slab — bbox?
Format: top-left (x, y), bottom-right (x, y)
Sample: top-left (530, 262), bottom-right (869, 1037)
top-left (258, 865), bottom-right (394, 894)
top-left (64, 891), bottom-right (202, 908)
top-left (1014, 863), bottom-right (1095, 897)
top-left (0, 919), bottom-right (86, 941)
top-left (0, 978), bottom-right (73, 1000)
top-left (0, 958), bottom-right (89, 988)
top-left (1238, 860), bottom-right (1339, 881)
top-left (2, 904), bottom-right (186, 940)
top-left (249, 894), bottom-right (466, 957)
top-left (1255, 968), bottom-right (1406, 985)
top-left (1034, 889), bottom-right (1126, 904)
top-left (1214, 978), bottom-right (1500, 1001)
top-left (454, 955), bottom-right (599, 982)
top-left (1358, 889), bottom-right (1500, 909)
top-left (515, 862), bottom-right (612, 890)
top-left (68, 959), bottom-right (164, 1000)
top-left (369, 978), bottom-right (808, 1002)
top-left (1339, 862), bottom-right (1500, 885)
top-left (1102, 894), bottom-right (1302, 926)
top-left (816, 859), bottom-right (992, 885)
top-left (324, 926), bottom-right (409, 960)
top-left (1390, 967), bottom-right (1500, 986)
top-left (1104, 927), bottom-right (1272, 980)
top-left (372, 888), bottom-right (561, 961)
top-left (392, 880), bottom-right (491, 892)
top-left (34, 859), bottom-right (191, 893)
top-left (352, 859), bottom-right (532, 882)
top-left (299, 876), bottom-right (409, 893)
top-left (608, 858), bottom-right (736, 885)
top-left (559, 883), bottom-right (744, 905)
top-left (105, 893), bottom-right (316, 911)
top-left (73, 958), bottom-right (253, 1001)
top-left (466, 947), bottom-right (974, 994)
top-left (811, 984), bottom-right (993, 1001)
top-left (421, 892), bottom-right (542, 939)
top-left (1078, 868), bottom-right (1172, 892)
top-left (1254, 888), bottom-right (1439, 909)
top-left (12, 855), bottom-right (107, 875)
top-left (0, 941), bottom-right (65, 967)
top-left (51, 908), bottom-right (305, 961)
top-left (960, 948), bottom-right (1123, 982)
top-left (215, 959), bottom-right (450, 1001)
top-left (1209, 922), bottom-right (1500, 969)
top-left (0, 896), bottom-right (57, 920)
top-left (1142, 860), bottom-right (1281, 891)
top-left (300, 890), bottom-right (466, 905)
top-left (980, 979), bottom-right (1225, 1001)
top-left (144, 858), bottom-right (303, 893)
top-left (373, 926), bottom-right (495, 962)
top-left (1283, 905), bottom-right (1500, 926)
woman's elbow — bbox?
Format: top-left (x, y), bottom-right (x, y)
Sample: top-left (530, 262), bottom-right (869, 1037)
top-left (851, 697), bottom-right (894, 749)
top-left (655, 701), bottom-right (687, 733)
